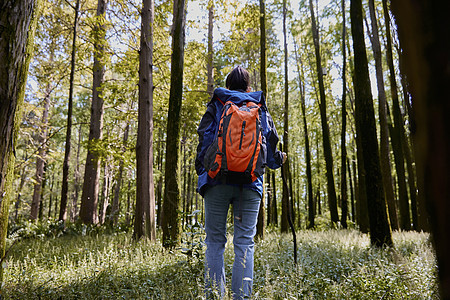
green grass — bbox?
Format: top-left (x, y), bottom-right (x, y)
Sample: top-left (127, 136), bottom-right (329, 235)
top-left (2, 230), bottom-right (439, 299)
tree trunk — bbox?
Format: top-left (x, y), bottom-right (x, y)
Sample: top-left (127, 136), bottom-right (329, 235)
top-left (59, 0), bottom-right (80, 222)
top-left (48, 175), bottom-right (54, 219)
top-left (402, 132), bottom-right (418, 230)
top-left (293, 39), bottom-right (314, 229)
top-left (111, 123), bottom-right (129, 226)
top-left (272, 171), bottom-right (278, 226)
top-left (38, 163), bottom-right (47, 220)
top-left (256, 0), bottom-right (268, 240)
top-left (340, 0), bottom-right (348, 229)
top-left (266, 171), bottom-right (272, 225)
top-left (126, 179), bottom-right (132, 226)
top-left (396, 41), bottom-right (420, 228)
top-left (367, 0), bottom-right (398, 231)
top-left (280, 0), bottom-right (290, 233)
top-left (379, 2), bottom-right (410, 231)
top-left (350, 0), bottom-right (392, 247)
top-left (161, 0), bottom-right (185, 248)
top-left (206, 0), bottom-right (214, 96)
top-left (14, 165), bottom-right (28, 221)
top-left (156, 129), bottom-right (163, 227)
top-left (135, 0), bottom-right (157, 241)
top-left (70, 124), bottom-right (83, 222)
top-left (348, 158), bottom-right (355, 223)
top-left (31, 82), bottom-right (51, 220)
top-left (391, 0), bottom-right (450, 295)
top-left (79, 0), bottom-right (107, 225)
top-left (98, 158), bottom-right (110, 224)
top-left (398, 46), bottom-right (428, 232)
top-left (0, 0), bottom-right (40, 282)
top-left (309, 0), bottom-right (339, 224)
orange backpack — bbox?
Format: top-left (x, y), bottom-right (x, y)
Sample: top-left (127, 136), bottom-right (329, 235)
top-left (203, 100), bottom-right (267, 184)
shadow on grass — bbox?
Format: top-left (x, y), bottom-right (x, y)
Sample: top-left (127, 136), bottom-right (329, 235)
top-left (4, 259), bottom-right (204, 300)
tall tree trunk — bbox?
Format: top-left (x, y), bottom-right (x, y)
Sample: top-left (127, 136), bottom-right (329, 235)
top-left (354, 128), bottom-right (369, 232)
top-left (367, 0), bottom-right (398, 230)
top-left (206, 0), bottom-right (214, 96)
top-left (59, 0), bottom-right (80, 222)
top-left (31, 82), bottom-right (51, 220)
top-left (126, 179), bottom-right (132, 226)
top-left (48, 175), bottom-right (54, 219)
top-left (280, 0), bottom-right (290, 233)
top-left (397, 36), bottom-right (427, 232)
top-left (161, 0), bottom-right (185, 248)
top-left (293, 39), bottom-right (314, 229)
top-left (135, 0), bottom-right (156, 241)
top-left (14, 165), bottom-right (28, 221)
top-left (396, 42), bottom-right (419, 230)
top-left (309, 0), bottom-right (339, 224)
top-left (156, 129), bottom-right (163, 227)
top-left (380, 1), bottom-right (410, 231)
top-left (350, 0), bottom-right (392, 246)
top-left (79, 0), bottom-right (108, 225)
top-left (256, 0), bottom-right (268, 240)
top-left (0, 0), bottom-right (40, 282)
top-left (272, 171), bottom-right (278, 225)
top-left (98, 158), bottom-right (110, 224)
top-left (384, 0), bottom-right (418, 230)
top-left (391, 0), bottom-right (450, 295)
top-left (111, 123), bottom-right (129, 226)
top-left (266, 171), bottom-right (272, 225)
top-left (348, 158), bottom-right (355, 222)
top-left (70, 124), bottom-right (83, 222)
top-left (38, 163), bottom-right (47, 220)
top-left (402, 131), bottom-right (418, 230)
top-left (340, 0), bottom-right (348, 229)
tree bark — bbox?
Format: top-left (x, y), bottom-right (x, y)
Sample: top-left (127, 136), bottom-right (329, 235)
top-left (135, 0), bottom-right (157, 241)
top-left (350, 0), bottom-right (392, 246)
top-left (79, 0), bottom-right (108, 225)
top-left (391, 0), bottom-right (450, 295)
top-left (0, 0), bottom-right (40, 282)
top-left (293, 39), bottom-right (314, 229)
top-left (38, 163), bottom-right (47, 220)
top-left (30, 84), bottom-right (51, 220)
top-left (309, 0), bottom-right (339, 224)
top-left (272, 170), bottom-right (278, 225)
top-left (206, 0), bottom-right (214, 96)
top-left (156, 129), bottom-right (163, 227)
top-left (98, 158), bottom-right (110, 224)
top-left (59, 0), bottom-right (80, 222)
top-left (70, 124), bottom-right (83, 222)
top-left (340, 0), bottom-right (348, 229)
top-left (256, 0), bottom-right (268, 240)
top-left (367, 0), bottom-right (398, 230)
top-left (348, 158), bottom-right (355, 222)
top-left (161, 0), bottom-right (185, 247)
top-left (111, 123), bottom-right (129, 226)
top-left (280, 0), bottom-right (290, 233)
top-left (266, 171), bottom-right (272, 225)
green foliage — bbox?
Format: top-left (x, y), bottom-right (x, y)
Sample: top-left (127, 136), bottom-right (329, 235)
top-left (179, 210), bottom-right (205, 262)
top-left (2, 230), bottom-right (438, 299)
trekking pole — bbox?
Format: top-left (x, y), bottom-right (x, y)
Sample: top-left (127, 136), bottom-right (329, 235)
top-left (280, 143), bottom-right (297, 265)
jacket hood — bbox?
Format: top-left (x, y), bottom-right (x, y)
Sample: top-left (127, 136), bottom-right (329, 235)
top-left (212, 87), bottom-right (266, 107)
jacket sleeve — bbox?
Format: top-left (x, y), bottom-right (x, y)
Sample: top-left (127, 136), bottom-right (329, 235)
top-left (195, 103), bottom-right (217, 175)
top-left (263, 109), bottom-right (283, 170)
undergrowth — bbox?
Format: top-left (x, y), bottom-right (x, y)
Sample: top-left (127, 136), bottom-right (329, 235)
top-left (2, 229), bottom-right (439, 299)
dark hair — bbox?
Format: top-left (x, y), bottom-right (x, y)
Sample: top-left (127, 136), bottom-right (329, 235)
top-left (225, 66), bottom-right (250, 91)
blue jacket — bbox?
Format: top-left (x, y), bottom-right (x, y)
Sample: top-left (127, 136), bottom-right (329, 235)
top-left (195, 87), bottom-right (284, 197)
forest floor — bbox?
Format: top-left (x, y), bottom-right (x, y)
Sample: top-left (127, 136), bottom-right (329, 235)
top-left (2, 227), bottom-right (439, 299)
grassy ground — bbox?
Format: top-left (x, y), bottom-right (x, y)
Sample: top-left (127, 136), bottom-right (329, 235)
top-left (2, 229), bottom-right (439, 299)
